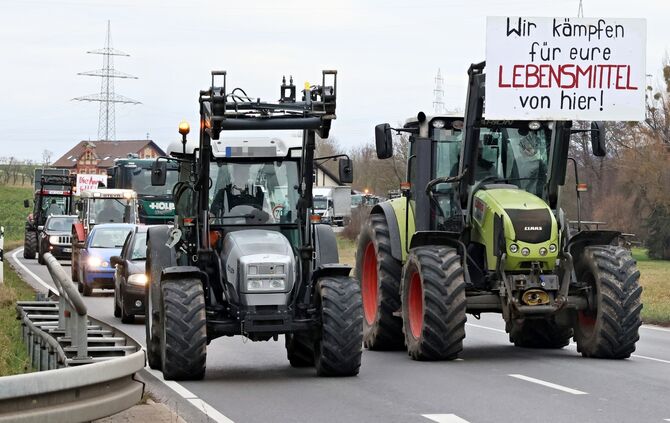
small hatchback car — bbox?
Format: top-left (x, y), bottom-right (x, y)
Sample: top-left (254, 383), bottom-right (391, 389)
top-left (111, 225), bottom-right (148, 323)
top-left (77, 223), bottom-right (135, 296)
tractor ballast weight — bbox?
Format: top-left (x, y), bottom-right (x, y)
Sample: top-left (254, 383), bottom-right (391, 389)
top-left (360, 61), bottom-right (641, 361)
top-left (146, 70), bottom-right (363, 380)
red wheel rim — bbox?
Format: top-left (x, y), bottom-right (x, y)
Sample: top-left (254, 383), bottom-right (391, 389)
top-left (408, 271), bottom-right (423, 339)
top-left (362, 242), bottom-right (378, 325)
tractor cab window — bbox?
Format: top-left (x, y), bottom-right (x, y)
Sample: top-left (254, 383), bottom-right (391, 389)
top-left (42, 196), bottom-right (67, 217)
top-left (432, 127), bottom-right (463, 228)
top-left (475, 123), bottom-right (551, 197)
top-left (209, 160), bottom-right (299, 226)
top-left (90, 198), bottom-right (136, 224)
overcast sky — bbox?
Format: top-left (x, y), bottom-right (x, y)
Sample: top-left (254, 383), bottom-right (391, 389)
top-left (1, 0), bottom-right (668, 161)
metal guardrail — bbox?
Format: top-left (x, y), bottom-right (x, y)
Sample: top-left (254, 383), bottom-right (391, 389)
top-left (0, 252), bottom-right (146, 422)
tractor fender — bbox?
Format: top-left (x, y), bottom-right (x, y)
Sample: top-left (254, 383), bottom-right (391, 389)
top-left (313, 224), bottom-right (339, 266)
top-left (161, 266), bottom-right (209, 286)
top-left (72, 222), bottom-right (85, 243)
top-left (370, 203), bottom-right (403, 262)
top-left (408, 230), bottom-right (471, 285)
top-left (567, 230), bottom-right (621, 259)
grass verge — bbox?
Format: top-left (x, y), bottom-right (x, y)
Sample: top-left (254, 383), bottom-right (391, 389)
top-left (1, 261), bottom-right (37, 376)
top-left (337, 235), bottom-right (357, 269)
top-left (632, 248), bottom-right (670, 326)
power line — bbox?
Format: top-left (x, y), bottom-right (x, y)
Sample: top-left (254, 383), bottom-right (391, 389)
top-left (72, 21), bottom-right (140, 141)
top-left (433, 68), bottom-right (445, 114)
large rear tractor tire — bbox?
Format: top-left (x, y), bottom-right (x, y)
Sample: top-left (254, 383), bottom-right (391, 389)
top-left (401, 246), bottom-right (467, 361)
top-left (23, 230), bottom-right (37, 259)
top-left (285, 333), bottom-right (315, 367)
top-left (145, 226), bottom-right (177, 370)
top-left (160, 278), bottom-right (207, 380)
top-left (574, 246), bottom-right (642, 359)
top-left (355, 213), bottom-right (404, 350)
top-left (315, 276), bottom-right (363, 377)
top-left (509, 318), bottom-right (572, 349)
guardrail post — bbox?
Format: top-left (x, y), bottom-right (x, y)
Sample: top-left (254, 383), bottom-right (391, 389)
top-left (32, 334), bottom-right (40, 370)
top-left (72, 312), bottom-right (89, 360)
top-left (40, 340), bottom-right (48, 371)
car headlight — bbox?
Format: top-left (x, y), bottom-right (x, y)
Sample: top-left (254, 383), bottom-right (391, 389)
top-left (128, 274), bottom-right (148, 286)
top-left (49, 235), bottom-right (60, 244)
top-left (246, 278), bottom-right (286, 292)
top-left (87, 256), bottom-right (102, 268)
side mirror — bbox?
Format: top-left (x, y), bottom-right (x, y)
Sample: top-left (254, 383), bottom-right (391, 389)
top-left (590, 121), bottom-right (607, 157)
top-left (37, 226), bottom-right (44, 232)
top-left (24, 199), bottom-right (30, 208)
top-left (375, 123), bottom-right (393, 159)
top-left (151, 161), bottom-right (167, 186)
top-left (338, 158), bottom-right (354, 184)
top-left (110, 256), bottom-right (123, 267)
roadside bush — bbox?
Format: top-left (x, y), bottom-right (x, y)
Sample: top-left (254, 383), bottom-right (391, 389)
top-left (341, 206), bottom-right (368, 241)
top-left (645, 206), bottom-right (670, 260)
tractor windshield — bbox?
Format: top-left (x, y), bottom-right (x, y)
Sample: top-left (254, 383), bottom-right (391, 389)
top-left (474, 122), bottom-right (551, 197)
top-left (209, 160), bottom-right (300, 225)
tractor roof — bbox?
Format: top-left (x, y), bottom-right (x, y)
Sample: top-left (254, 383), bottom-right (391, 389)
top-left (211, 136), bottom-right (302, 159)
top-left (404, 113), bottom-right (463, 127)
top-left (79, 189), bottom-right (137, 199)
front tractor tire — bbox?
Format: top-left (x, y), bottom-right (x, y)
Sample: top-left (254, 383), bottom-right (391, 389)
top-left (23, 230), bottom-right (37, 259)
top-left (314, 276), bottom-right (363, 377)
top-left (574, 246), bottom-right (642, 359)
top-left (285, 333), bottom-right (315, 367)
top-left (401, 246), bottom-right (467, 361)
top-left (356, 213), bottom-right (404, 350)
top-left (160, 278), bottom-right (207, 380)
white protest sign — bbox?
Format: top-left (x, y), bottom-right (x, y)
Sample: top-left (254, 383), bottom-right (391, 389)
top-left (75, 174), bottom-right (108, 194)
top-left (485, 17), bottom-right (646, 121)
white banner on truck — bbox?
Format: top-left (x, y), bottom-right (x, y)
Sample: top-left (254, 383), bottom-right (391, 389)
top-left (75, 174), bottom-right (108, 194)
top-left (485, 17), bottom-right (646, 121)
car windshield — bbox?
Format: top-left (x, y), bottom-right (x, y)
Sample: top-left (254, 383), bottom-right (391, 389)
top-left (90, 198), bottom-right (136, 224)
top-left (46, 216), bottom-right (77, 231)
top-left (90, 228), bottom-right (132, 248)
top-left (208, 160), bottom-right (300, 225)
top-left (129, 167), bottom-right (178, 197)
top-left (313, 198), bottom-right (328, 210)
top-left (130, 232), bottom-right (147, 260)
top-left (351, 195), bottom-right (362, 206)
top-left (473, 123), bottom-right (552, 197)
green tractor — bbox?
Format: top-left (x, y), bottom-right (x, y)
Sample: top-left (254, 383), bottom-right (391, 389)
top-left (357, 61), bottom-right (642, 360)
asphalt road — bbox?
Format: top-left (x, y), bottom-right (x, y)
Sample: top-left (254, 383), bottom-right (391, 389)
top-left (9, 248), bottom-right (670, 423)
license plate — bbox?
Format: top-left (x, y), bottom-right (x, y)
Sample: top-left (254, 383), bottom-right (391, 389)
top-left (63, 248), bottom-right (72, 253)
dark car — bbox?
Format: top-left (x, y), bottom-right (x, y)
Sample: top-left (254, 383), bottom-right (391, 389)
top-left (38, 215), bottom-right (78, 264)
top-left (111, 225), bottom-right (147, 323)
top-left (77, 223), bottom-right (135, 296)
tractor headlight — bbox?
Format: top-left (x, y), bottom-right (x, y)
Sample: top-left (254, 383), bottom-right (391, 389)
top-left (549, 244), bottom-right (557, 253)
top-left (509, 243), bottom-right (519, 253)
top-left (248, 265), bottom-right (258, 275)
top-left (539, 247), bottom-right (548, 256)
top-left (246, 278), bottom-right (286, 291)
top-left (128, 274), bottom-right (148, 286)
top-left (521, 247), bottom-right (530, 257)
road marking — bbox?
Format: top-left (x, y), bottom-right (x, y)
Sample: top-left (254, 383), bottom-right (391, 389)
top-left (631, 354), bottom-right (670, 365)
top-left (11, 248), bottom-right (57, 295)
top-left (145, 366), bottom-right (236, 423)
top-left (467, 322), bottom-right (670, 365)
top-left (465, 323), bottom-right (506, 333)
top-left (641, 325), bottom-right (670, 333)
top-left (423, 414), bottom-right (471, 423)
top-left (509, 374), bottom-right (588, 395)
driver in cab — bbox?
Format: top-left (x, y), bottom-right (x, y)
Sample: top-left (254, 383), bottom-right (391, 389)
top-left (211, 164), bottom-right (270, 224)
